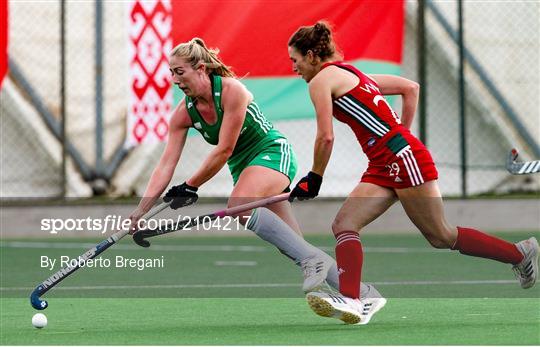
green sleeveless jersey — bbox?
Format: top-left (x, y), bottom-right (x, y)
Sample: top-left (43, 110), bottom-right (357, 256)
top-left (185, 74), bottom-right (285, 163)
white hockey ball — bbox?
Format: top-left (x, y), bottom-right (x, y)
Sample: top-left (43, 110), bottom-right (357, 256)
top-left (32, 313), bottom-right (47, 329)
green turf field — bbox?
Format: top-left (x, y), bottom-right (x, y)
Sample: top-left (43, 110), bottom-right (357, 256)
top-left (1, 232), bottom-right (539, 345)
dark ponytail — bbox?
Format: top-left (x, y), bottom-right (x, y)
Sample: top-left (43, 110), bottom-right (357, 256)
top-left (288, 21), bottom-right (342, 60)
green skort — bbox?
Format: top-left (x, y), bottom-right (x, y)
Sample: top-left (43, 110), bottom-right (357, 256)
top-left (227, 131), bottom-right (297, 186)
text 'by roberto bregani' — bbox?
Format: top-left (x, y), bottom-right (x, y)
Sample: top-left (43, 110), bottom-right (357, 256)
top-left (40, 255), bottom-right (165, 271)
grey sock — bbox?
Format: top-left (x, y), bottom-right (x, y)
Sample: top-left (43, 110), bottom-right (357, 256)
top-left (246, 208), bottom-right (322, 263)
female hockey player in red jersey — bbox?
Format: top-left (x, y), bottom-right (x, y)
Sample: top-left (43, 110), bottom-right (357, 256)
top-left (287, 21), bottom-right (538, 325)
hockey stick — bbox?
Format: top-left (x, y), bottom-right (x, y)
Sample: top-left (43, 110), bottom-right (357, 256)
top-left (30, 201), bottom-right (170, 310)
top-left (133, 193), bottom-right (290, 248)
top-left (507, 148), bottom-right (540, 175)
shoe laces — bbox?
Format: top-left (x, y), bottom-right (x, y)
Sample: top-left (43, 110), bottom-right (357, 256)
top-left (513, 259), bottom-right (534, 279)
top-left (513, 266), bottom-right (524, 280)
top-left (513, 241), bottom-right (534, 278)
top-left (300, 258), bottom-right (325, 279)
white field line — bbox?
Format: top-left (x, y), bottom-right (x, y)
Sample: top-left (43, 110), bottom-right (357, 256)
top-left (0, 241), bottom-right (267, 252)
top-left (0, 279), bottom-right (517, 291)
top-left (0, 241), bottom-right (444, 253)
top-left (214, 261), bottom-right (257, 266)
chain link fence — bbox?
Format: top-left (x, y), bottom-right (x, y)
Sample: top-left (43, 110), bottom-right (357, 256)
top-left (1, 2), bottom-right (63, 198)
top-left (403, 1), bottom-right (539, 195)
top-left (2, 1), bottom-right (538, 199)
top-left (2, 1), bottom-right (129, 198)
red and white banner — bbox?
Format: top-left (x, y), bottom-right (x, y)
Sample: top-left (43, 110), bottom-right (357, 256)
top-left (126, 0), bottom-right (173, 147)
top-left (0, 0), bottom-right (8, 87)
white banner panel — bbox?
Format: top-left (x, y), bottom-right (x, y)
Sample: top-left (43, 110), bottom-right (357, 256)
top-left (126, 0), bottom-right (172, 147)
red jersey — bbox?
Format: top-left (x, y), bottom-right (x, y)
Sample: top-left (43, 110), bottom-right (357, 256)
top-left (322, 62), bottom-right (438, 188)
top-left (323, 62), bottom-right (404, 155)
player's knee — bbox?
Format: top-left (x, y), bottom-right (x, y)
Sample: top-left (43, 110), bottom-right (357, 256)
top-left (331, 218), bottom-right (361, 237)
top-left (331, 217), bottom-right (344, 236)
top-left (425, 237), bottom-right (449, 249)
top-left (424, 231), bottom-right (455, 249)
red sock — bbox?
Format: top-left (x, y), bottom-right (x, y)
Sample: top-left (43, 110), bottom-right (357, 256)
top-left (335, 231), bottom-right (363, 299)
top-left (452, 227), bottom-right (523, 264)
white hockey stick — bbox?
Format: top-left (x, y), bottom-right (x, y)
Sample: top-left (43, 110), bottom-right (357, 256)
top-left (507, 148), bottom-right (540, 175)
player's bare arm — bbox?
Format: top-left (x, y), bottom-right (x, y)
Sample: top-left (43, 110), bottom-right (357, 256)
top-left (369, 74), bottom-right (419, 129)
top-left (308, 73), bottom-right (335, 177)
top-left (186, 79), bottom-right (250, 187)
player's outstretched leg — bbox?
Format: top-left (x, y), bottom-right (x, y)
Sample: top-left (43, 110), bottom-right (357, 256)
top-left (423, 223), bottom-right (537, 290)
top-left (246, 207), bottom-right (333, 291)
top-left (396, 181), bottom-right (539, 289)
top-left (513, 237), bottom-right (539, 289)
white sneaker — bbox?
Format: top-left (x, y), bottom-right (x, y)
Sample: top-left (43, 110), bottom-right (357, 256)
top-left (301, 253), bottom-right (333, 292)
top-left (513, 237), bottom-right (539, 289)
top-left (306, 290), bottom-right (363, 324)
top-left (356, 297), bottom-right (387, 325)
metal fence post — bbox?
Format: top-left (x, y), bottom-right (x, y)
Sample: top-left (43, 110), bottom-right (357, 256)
top-left (417, 0), bottom-right (427, 145)
top-left (458, 0), bottom-right (467, 197)
top-left (60, 0), bottom-right (66, 198)
top-left (95, 0), bottom-right (104, 178)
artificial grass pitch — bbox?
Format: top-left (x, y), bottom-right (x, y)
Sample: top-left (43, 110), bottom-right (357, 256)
top-left (1, 231), bottom-right (539, 344)
top-left (1, 298), bottom-right (539, 345)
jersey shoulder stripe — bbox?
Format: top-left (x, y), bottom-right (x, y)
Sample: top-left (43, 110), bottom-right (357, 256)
top-left (335, 95), bottom-right (390, 138)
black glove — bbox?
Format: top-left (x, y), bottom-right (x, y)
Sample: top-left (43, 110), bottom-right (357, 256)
top-left (163, 182), bottom-right (199, 209)
top-left (289, 171), bottom-right (322, 202)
